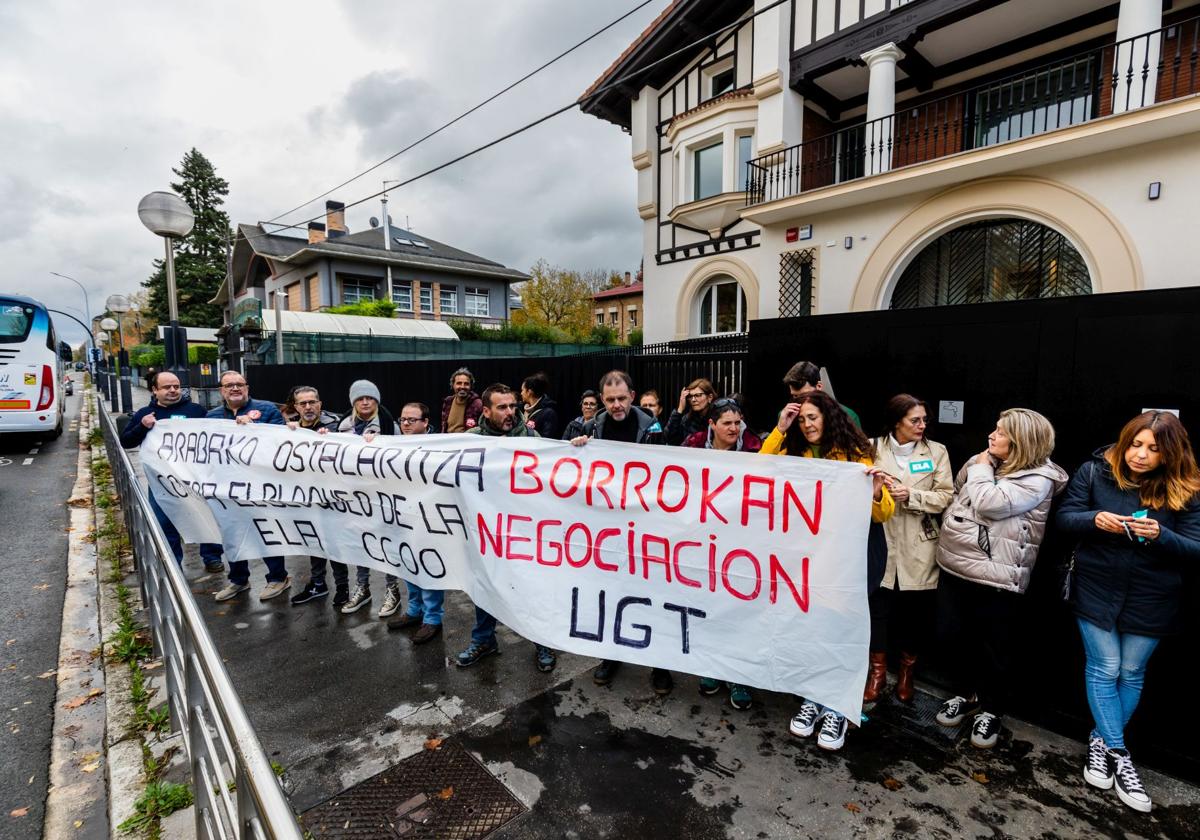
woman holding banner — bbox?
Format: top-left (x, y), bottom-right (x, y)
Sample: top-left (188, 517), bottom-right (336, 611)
top-left (1056, 411), bottom-right (1200, 812)
top-left (868, 395), bottom-right (954, 704)
top-left (934, 408), bottom-right (1066, 750)
top-left (761, 390), bottom-right (894, 750)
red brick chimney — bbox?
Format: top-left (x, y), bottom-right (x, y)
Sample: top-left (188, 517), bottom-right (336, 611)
top-left (326, 200), bottom-right (348, 239)
top-left (308, 222), bottom-right (326, 244)
top-left (624, 271), bottom-right (632, 286)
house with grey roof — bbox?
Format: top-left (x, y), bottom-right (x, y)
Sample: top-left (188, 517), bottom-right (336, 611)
top-left (215, 200), bottom-right (528, 328)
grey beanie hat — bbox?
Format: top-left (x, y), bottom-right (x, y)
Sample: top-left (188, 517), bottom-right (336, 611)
top-left (349, 379), bottom-right (380, 404)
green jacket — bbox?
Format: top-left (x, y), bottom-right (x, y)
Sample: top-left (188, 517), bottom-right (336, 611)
top-left (468, 417), bottom-right (540, 438)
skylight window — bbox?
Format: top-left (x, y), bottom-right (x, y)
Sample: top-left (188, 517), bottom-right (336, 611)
top-left (393, 236), bottom-right (413, 246)
top-left (411, 240), bottom-right (430, 248)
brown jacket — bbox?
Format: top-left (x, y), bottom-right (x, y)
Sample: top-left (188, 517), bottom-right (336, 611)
top-left (872, 437), bottom-right (954, 590)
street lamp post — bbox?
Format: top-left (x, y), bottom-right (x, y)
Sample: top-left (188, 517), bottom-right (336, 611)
top-left (106, 295), bottom-right (133, 414)
top-left (50, 272), bottom-right (95, 373)
top-left (94, 330), bottom-right (109, 401)
top-left (100, 317), bottom-right (120, 410)
top-left (138, 191), bottom-right (195, 391)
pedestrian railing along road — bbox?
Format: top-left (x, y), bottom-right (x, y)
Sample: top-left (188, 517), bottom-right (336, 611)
top-left (98, 401), bottom-right (303, 840)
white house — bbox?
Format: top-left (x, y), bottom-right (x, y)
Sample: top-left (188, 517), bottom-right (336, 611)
top-left (583, 0), bottom-right (1200, 341)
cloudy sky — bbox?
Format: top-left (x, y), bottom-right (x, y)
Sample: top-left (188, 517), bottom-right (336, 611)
top-left (0, 0), bottom-right (667, 345)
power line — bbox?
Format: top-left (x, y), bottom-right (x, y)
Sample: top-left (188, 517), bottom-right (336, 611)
top-left (243, 0), bottom-right (787, 246)
top-left (263, 0), bottom-right (657, 226)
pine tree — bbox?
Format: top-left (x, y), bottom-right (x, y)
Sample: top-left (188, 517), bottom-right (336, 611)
top-left (143, 148), bottom-right (231, 327)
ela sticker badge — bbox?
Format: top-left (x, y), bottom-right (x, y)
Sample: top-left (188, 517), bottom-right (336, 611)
top-left (24, 373), bottom-right (36, 385)
top-left (909, 459), bottom-right (934, 474)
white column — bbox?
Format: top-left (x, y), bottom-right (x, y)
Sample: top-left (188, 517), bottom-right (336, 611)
top-left (1112, 0), bottom-right (1162, 113)
top-left (860, 42), bottom-right (903, 176)
top-left (753, 0), bottom-right (804, 156)
top-left (631, 84), bottom-right (659, 219)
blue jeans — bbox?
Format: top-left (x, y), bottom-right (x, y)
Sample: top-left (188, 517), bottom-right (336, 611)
top-left (148, 493), bottom-right (222, 568)
top-left (405, 583), bottom-right (445, 626)
top-left (471, 607), bottom-right (498, 646)
top-left (1077, 618), bottom-right (1160, 750)
top-left (228, 556), bottom-right (287, 586)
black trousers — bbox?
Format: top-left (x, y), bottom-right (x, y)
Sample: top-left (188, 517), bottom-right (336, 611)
top-left (936, 572), bottom-right (1021, 716)
top-left (868, 586), bottom-right (937, 656)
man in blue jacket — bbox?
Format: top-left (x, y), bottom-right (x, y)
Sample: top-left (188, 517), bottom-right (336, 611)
top-left (120, 371), bottom-right (223, 573)
top-left (206, 370), bottom-right (289, 601)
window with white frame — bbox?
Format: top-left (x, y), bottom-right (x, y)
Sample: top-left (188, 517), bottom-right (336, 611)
top-left (628, 308), bottom-right (637, 327)
top-left (464, 287), bottom-right (489, 317)
top-left (595, 312), bottom-right (604, 326)
top-left (341, 279), bottom-right (376, 304)
top-left (694, 141), bottom-right (723, 200)
top-left (392, 280), bottom-right (413, 311)
top-left (419, 285), bottom-right (433, 313)
top-left (439, 286), bottom-right (458, 315)
top-left (697, 277), bottom-right (747, 335)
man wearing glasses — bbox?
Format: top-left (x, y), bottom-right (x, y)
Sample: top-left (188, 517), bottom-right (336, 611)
top-left (665, 378), bottom-right (717, 446)
top-left (207, 370), bottom-right (289, 602)
top-left (120, 371), bottom-right (224, 574)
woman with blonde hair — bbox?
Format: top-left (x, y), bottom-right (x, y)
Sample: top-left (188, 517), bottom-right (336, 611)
top-left (763, 390), bottom-right (894, 750)
top-left (934, 408), bottom-right (1068, 749)
top-left (1057, 411), bottom-right (1200, 812)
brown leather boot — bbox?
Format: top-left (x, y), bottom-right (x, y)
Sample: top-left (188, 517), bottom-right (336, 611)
top-left (863, 651), bottom-right (888, 703)
top-left (895, 652), bottom-right (918, 703)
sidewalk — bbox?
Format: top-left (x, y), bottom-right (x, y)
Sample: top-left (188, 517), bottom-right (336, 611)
top-left (118, 417), bottom-right (1200, 838)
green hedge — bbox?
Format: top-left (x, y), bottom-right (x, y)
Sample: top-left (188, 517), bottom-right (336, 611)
top-left (326, 300), bottom-right (397, 318)
top-left (129, 343), bottom-right (218, 368)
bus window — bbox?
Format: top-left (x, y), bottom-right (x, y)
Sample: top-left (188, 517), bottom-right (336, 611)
top-left (0, 303), bottom-right (34, 343)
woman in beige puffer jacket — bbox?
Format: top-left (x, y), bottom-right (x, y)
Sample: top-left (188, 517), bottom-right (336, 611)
top-left (934, 408), bottom-right (1067, 751)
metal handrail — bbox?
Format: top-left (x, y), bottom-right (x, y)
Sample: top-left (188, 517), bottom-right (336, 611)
top-left (97, 401), bottom-right (303, 839)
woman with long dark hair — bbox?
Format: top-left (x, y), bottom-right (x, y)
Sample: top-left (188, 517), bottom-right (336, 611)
top-left (868, 395), bottom-right (954, 704)
top-left (762, 390), bottom-right (894, 750)
top-left (1057, 411), bottom-right (1200, 812)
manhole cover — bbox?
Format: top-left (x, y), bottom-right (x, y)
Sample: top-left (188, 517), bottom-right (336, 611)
top-left (301, 739), bottom-right (527, 839)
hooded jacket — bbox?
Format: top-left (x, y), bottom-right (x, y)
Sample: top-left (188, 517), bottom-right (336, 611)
top-left (582, 406), bottom-right (664, 445)
top-left (524, 396), bottom-right (560, 439)
top-left (1056, 448), bottom-right (1200, 636)
top-left (441, 391), bottom-right (483, 433)
top-left (295, 409), bottom-right (341, 432)
top-left (936, 457), bottom-right (1068, 593)
top-left (468, 416), bottom-right (539, 438)
top-left (682, 423), bottom-right (763, 453)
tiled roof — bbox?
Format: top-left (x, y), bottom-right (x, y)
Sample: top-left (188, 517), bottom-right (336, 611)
top-left (581, 1), bottom-right (680, 102)
top-left (593, 282), bottom-right (645, 301)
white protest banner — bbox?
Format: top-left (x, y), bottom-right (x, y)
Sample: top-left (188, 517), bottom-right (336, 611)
top-left (142, 420), bottom-right (873, 718)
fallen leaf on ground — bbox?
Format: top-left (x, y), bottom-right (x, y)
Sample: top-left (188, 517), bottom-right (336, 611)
top-left (882, 777), bottom-right (903, 791)
top-left (844, 802), bottom-right (861, 814)
top-left (437, 786), bottom-right (454, 800)
top-left (10, 807), bottom-right (28, 817)
top-left (971, 771), bottom-right (990, 784)
top-left (80, 762), bottom-right (99, 773)
top-left (73, 819), bottom-right (84, 828)
top-left (4, 640), bottom-right (14, 647)
top-left (36, 671), bottom-right (56, 680)
top-left (423, 738), bottom-right (442, 751)
top-left (528, 735), bottom-right (542, 747)
top-left (80, 752), bottom-right (101, 763)
top-left (63, 689), bottom-right (103, 710)
top-left (33, 584), bottom-right (50, 591)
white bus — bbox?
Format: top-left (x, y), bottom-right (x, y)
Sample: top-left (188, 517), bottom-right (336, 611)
top-left (0, 293), bottom-right (66, 438)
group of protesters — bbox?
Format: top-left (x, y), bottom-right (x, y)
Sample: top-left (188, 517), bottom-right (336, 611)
top-left (121, 358), bottom-right (1200, 815)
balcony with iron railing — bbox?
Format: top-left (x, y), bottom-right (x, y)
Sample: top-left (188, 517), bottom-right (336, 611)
top-left (746, 17), bottom-right (1200, 207)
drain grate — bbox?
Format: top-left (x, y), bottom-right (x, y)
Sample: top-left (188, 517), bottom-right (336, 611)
top-left (301, 739), bottom-right (527, 839)
top-left (871, 690), bottom-right (965, 747)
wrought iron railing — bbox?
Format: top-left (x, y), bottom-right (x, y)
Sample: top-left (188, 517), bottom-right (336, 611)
top-left (98, 401), bottom-right (303, 840)
top-left (746, 16), bottom-right (1200, 204)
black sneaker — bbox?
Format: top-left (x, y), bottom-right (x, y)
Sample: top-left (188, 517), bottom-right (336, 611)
top-left (1083, 735), bottom-right (1114, 789)
top-left (936, 695), bottom-right (980, 727)
top-left (290, 580), bottom-right (328, 606)
top-left (456, 639), bottom-right (499, 667)
top-left (593, 659), bottom-right (620, 685)
top-left (651, 668), bottom-right (673, 696)
top-left (969, 712), bottom-right (1001, 749)
top-left (332, 585), bottom-right (350, 608)
top-left (1110, 749), bottom-right (1152, 812)
top-left (535, 646), bottom-right (556, 673)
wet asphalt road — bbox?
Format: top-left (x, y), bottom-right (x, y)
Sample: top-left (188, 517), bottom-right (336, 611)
top-left (0, 394), bottom-right (80, 839)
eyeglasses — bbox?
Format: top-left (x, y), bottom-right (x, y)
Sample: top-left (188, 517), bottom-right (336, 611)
top-left (687, 392), bottom-right (709, 400)
top-left (221, 382), bottom-right (247, 389)
top-left (400, 417), bottom-right (427, 424)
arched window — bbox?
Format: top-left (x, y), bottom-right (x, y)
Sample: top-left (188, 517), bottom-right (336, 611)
top-left (696, 276), bottom-right (747, 335)
top-left (890, 218), bottom-right (1091, 309)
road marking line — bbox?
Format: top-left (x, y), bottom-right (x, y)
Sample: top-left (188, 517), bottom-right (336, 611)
top-left (23, 458), bottom-right (34, 465)
top-left (29, 448), bottom-right (40, 455)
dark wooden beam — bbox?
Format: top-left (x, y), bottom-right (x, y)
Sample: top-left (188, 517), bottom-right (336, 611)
top-left (897, 41), bottom-right (936, 92)
top-left (795, 78), bottom-right (843, 122)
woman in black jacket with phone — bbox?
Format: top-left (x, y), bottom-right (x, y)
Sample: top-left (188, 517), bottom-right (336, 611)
top-left (1056, 410), bottom-right (1200, 813)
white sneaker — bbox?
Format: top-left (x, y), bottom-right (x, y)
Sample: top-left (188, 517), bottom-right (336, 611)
top-left (788, 701), bottom-right (823, 738)
top-left (969, 712), bottom-right (1001, 749)
top-left (215, 582), bottom-right (250, 602)
top-left (340, 585), bottom-right (372, 614)
top-left (1083, 735), bottom-right (1114, 789)
top-left (259, 577), bottom-right (291, 601)
top-left (936, 695), bottom-right (979, 727)
top-left (817, 712), bottom-right (848, 751)
top-left (1111, 750), bottom-right (1152, 812)
top-left (378, 584), bottom-right (402, 618)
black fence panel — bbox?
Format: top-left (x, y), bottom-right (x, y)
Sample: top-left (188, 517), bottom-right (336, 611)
top-left (747, 286), bottom-right (1200, 782)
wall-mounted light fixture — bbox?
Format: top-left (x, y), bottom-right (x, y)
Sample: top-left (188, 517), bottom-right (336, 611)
top-left (1148, 181), bottom-right (1162, 200)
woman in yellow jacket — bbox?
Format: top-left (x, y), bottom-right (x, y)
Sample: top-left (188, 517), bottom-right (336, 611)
top-left (762, 390), bottom-right (894, 751)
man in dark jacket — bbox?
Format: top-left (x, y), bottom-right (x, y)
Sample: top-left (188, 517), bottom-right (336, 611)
top-left (441, 367), bottom-right (483, 432)
top-left (285, 385), bottom-right (339, 432)
top-left (120, 371), bottom-right (223, 573)
top-left (456, 384), bottom-right (557, 674)
top-left (520, 372), bottom-right (559, 439)
top-left (207, 370), bottom-right (289, 602)
top-left (570, 370), bottom-right (672, 694)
